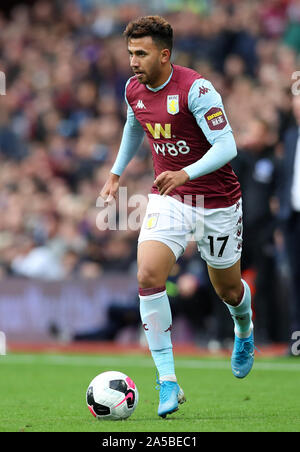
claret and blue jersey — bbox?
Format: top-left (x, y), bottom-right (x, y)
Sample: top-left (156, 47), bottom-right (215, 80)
top-left (111, 64), bottom-right (241, 208)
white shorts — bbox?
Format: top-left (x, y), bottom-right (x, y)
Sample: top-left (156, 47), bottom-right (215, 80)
top-left (138, 194), bottom-right (243, 269)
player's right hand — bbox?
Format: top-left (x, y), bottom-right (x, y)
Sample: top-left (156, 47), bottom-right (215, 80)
top-left (99, 173), bottom-right (120, 204)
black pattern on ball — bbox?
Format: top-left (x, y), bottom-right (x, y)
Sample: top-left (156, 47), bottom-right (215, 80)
top-left (109, 379), bottom-right (128, 393)
top-left (125, 389), bottom-right (135, 409)
top-left (86, 386), bottom-right (110, 415)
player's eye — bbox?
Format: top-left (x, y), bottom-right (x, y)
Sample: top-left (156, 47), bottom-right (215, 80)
top-left (128, 51), bottom-right (147, 59)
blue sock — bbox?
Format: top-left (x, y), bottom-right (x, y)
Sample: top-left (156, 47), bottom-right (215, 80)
top-left (139, 286), bottom-right (176, 382)
top-left (224, 279), bottom-right (253, 338)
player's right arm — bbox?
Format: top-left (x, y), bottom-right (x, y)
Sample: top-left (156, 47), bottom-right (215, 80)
top-left (100, 81), bottom-right (145, 202)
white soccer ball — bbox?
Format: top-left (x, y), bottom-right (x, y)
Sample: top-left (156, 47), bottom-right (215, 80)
top-left (86, 371), bottom-right (138, 420)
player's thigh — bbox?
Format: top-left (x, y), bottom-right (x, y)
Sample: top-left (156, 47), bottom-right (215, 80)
top-left (138, 194), bottom-right (188, 260)
top-left (137, 240), bottom-right (176, 288)
top-left (197, 199), bottom-right (243, 300)
top-left (197, 199), bottom-right (243, 271)
top-left (137, 194), bottom-right (188, 288)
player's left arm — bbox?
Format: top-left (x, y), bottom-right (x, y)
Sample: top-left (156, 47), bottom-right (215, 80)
top-left (155, 79), bottom-right (237, 196)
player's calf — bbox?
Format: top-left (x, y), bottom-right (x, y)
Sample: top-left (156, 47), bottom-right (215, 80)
top-left (223, 279), bottom-right (253, 339)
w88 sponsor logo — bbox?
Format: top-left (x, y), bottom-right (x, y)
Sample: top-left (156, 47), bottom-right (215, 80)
top-left (153, 140), bottom-right (190, 157)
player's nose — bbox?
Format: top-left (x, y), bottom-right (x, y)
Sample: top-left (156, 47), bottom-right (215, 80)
top-left (130, 55), bottom-right (139, 68)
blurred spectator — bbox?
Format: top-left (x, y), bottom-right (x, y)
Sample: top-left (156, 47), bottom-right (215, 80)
top-left (260, 0), bottom-right (288, 39)
top-left (0, 105), bottom-right (28, 160)
top-left (278, 94), bottom-right (300, 338)
top-left (11, 238), bottom-right (64, 280)
top-left (232, 119), bottom-right (282, 342)
top-left (73, 302), bottom-right (140, 341)
top-left (283, 0), bottom-right (300, 53)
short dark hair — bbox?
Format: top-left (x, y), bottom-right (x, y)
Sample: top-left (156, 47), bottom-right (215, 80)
top-left (124, 16), bottom-right (173, 53)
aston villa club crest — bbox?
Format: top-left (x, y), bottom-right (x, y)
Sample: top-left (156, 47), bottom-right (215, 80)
top-left (145, 213), bottom-right (159, 229)
top-left (167, 95), bottom-right (179, 115)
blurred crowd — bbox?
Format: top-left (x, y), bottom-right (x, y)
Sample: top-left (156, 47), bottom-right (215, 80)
top-left (0, 0), bottom-right (300, 342)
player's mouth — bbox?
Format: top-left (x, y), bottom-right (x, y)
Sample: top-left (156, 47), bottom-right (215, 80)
top-left (134, 71), bottom-right (145, 80)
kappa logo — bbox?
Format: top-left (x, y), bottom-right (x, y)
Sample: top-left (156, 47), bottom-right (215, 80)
top-left (231, 315), bottom-right (247, 321)
top-left (136, 99), bottom-right (146, 109)
top-left (236, 215), bottom-right (243, 226)
top-left (235, 200), bottom-right (241, 212)
top-left (199, 86), bottom-right (210, 97)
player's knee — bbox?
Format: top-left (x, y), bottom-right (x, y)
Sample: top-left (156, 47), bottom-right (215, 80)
top-left (137, 267), bottom-right (161, 289)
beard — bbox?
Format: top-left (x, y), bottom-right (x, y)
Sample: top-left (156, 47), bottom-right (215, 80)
top-left (134, 72), bottom-right (148, 84)
top-left (133, 63), bottom-right (161, 86)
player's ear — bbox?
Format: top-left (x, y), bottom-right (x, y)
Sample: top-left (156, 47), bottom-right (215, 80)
top-left (160, 48), bottom-right (170, 64)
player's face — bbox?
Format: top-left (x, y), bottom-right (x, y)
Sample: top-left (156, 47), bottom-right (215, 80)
top-left (128, 36), bottom-right (170, 87)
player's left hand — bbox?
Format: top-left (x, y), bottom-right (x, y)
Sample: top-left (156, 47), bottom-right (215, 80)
top-left (154, 170), bottom-right (190, 196)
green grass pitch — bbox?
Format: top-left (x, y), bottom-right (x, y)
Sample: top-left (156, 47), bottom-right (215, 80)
top-left (1, 352), bottom-right (300, 432)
